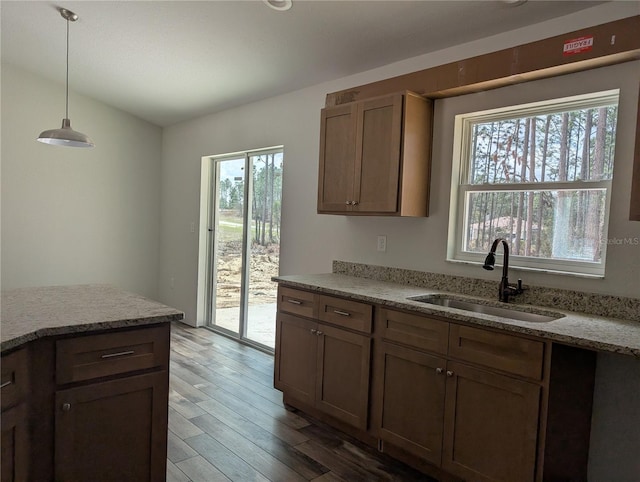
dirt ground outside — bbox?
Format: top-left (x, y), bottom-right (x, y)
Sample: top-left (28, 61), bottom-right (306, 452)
top-left (215, 240), bottom-right (279, 309)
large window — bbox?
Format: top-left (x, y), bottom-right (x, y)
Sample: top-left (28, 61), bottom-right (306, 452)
top-left (448, 90), bottom-right (619, 277)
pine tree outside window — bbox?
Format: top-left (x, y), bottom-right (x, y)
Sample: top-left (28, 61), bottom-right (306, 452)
top-left (447, 90), bottom-right (619, 277)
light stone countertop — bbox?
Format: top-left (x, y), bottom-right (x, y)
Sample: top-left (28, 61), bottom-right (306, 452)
top-left (274, 273), bottom-right (640, 359)
top-left (1, 284), bottom-right (184, 353)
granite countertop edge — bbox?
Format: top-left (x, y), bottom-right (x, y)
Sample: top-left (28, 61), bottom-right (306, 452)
top-left (1, 284), bottom-right (185, 354)
top-left (273, 273), bottom-right (640, 359)
top-left (0, 314), bottom-right (183, 353)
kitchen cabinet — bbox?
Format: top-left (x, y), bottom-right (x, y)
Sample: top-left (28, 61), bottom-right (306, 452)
top-left (317, 92), bottom-right (432, 216)
top-left (53, 325), bottom-right (170, 482)
top-left (274, 287), bottom-right (372, 430)
top-left (442, 361), bottom-right (539, 481)
top-left (375, 341), bottom-right (446, 465)
top-left (274, 281), bottom-right (597, 481)
top-left (55, 371), bottom-right (168, 482)
top-left (374, 307), bottom-right (593, 482)
top-left (0, 324), bottom-right (171, 482)
top-left (1, 349), bottom-right (29, 482)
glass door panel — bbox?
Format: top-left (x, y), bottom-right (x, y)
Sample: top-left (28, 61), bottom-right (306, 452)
top-left (246, 152), bottom-right (283, 348)
top-left (211, 157), bottom-right (246, 335)
top-left (206, 148), bottom-right (283, 351)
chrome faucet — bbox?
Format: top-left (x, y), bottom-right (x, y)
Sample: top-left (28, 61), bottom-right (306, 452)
top-left (482, 238), bottom-right (524, 303)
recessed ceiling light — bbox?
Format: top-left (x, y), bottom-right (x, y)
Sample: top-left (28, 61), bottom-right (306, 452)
top-left (264, 0), bottom-right (292, 11)
top-left (501, 0), bottom-right (528, 6)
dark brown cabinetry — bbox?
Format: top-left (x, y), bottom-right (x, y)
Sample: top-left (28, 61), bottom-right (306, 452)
top-left (0, 323), bottom-right (170, 482)
top-left (1, 349), bottom-right (29, 482)
top-left (55, 371), bottom-right (168, 482)
top-left (274, 287), bottom-right (372, 430)
top-left (317, 92), bottom-right (432, 216)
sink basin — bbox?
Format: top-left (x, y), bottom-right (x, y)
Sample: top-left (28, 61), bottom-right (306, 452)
top-left (408, 296), bottom-right (564, 323)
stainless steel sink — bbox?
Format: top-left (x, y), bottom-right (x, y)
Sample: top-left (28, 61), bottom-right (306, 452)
top-left (408, 296), bottom-right (563, 323)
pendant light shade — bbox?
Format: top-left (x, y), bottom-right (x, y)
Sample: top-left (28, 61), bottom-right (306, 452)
top-left (37, 8), bottom-right (94, 148)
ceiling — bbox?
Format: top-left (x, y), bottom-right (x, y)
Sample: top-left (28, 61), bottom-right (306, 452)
top-left (1, 1), bottom-right (607, 127)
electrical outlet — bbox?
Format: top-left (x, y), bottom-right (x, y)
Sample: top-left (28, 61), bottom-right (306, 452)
top-left (170, 277), bottom-right (175, 289)
top-left (377, 235), bottom-right (387, 252)
top-left (190, 222), bottom-right (196, 233)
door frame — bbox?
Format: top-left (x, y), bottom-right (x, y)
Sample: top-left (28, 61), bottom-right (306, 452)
top-left (200, 146), bottom-right (283, 352)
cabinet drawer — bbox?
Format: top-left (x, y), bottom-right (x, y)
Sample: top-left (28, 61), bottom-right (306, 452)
top-left (56, 325), bottom-right (169, 384)
top-left (318, 295), bottom-right (372, 334)
top-left (378, 308), bottom-right (449, 355)
top-left (1, 348), bottom-right (28, 411)
top-left (449, 324), bottom-right (544, 380)
top-left (278, 286), bottom-right (316, 319)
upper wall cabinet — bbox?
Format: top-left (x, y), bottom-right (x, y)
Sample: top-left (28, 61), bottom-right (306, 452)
top-left (317, 92), bottom-right (432, 216)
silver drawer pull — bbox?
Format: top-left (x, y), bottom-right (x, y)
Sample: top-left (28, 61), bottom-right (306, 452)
top-left (101, 350), bottom-right (135, 359)
top-left (333, 310), bottom-right (351, 317)
top-left (0, 380), bottom-right (12, 389)
top-left (287, 299), bottom-right (302, 305)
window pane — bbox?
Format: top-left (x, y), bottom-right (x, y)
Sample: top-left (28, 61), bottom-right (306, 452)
top-left (464, 189), bottom-right (607, 262)
top-left (467, 105), bottom-right (618, 185)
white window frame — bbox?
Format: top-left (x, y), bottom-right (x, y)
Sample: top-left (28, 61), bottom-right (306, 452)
top-left (447, 90), bottom-right (620, 278)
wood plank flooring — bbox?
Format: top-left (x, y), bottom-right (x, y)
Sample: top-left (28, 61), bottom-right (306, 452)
top-left (167, 322), bottom-right (432, 482)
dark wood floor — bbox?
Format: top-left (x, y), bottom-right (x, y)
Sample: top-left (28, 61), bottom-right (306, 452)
top-left (167, 322), bottom-right (431, 482)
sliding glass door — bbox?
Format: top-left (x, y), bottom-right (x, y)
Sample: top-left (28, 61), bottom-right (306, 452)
top-left (206, 148), bottom-right (283, 350)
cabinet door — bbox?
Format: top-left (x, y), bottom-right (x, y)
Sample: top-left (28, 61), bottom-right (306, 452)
top-left (318, 103), bottom-right (357, 212)
top-left (1, 403), bottom-right (29, 482)
top-left (274, 313), bottom-right (318, 406)
top-left (374, 342), bottom-right (446, 466)
top-left (55, 371), bottom-right (169, 482)
top-left (354, 94), bottom-right (403, 213)
top-left (442, 362), bottom-right (540, 482)
top-left (315, 324), bottom-right (371, 429)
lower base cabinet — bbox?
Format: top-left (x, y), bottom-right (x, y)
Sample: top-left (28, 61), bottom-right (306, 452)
top-left (1, 403), bottom-right (29, 482)
top-left (0, 324), bottom-right (171, 482)
top-left (375, 341), bottom-right (446, 466)
top-left (441, 362), bottom-right (540, 482)
top-left (55, 371), bottom-right (169, 482)
top-left (1, 348), bottom-right (29, 482)
top-left (275, 288), bottom-right (596, 482)
top-left (275, 312), bottom-right (371, 430)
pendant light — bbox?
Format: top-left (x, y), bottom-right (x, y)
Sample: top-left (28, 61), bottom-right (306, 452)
top-left (37, 8), bottom-right (94, 148)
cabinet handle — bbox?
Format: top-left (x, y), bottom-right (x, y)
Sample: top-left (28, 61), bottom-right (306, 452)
top-left (0, 380), bottom-right (12, 389)
top-left (345, 201), bottom-right (352, 205)
top-left (446, 370), bottom-right (454, 377)
top-left (310, 329), bottom-right (317, 334)
top-left (333, 310), bottom-right (351, 317)
top-left (352, 201), bottom-right (359, 206)
top-left (316, 330), bottom-right (323, 336)
top-left (62, 403), bottom-right (71, 412)
top-left (435, 368), bottom-right (443, 375)
top-left (287, 299), bottom-right (302, 305)
top-left (101, 350), bottom-right (135, 359)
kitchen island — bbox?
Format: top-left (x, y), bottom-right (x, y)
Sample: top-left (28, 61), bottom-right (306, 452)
top-left (1, 284), bottom-right (183, 482)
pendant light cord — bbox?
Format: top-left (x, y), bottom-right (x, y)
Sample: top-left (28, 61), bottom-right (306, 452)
top-left (65, 16), bottom-right (70, 119)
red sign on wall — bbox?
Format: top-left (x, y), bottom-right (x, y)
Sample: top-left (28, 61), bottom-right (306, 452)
top-left (563, 36), bottom-right (594, 56)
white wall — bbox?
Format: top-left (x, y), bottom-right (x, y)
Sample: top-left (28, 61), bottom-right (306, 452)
top-left (159, 3), bottom-right (639, 478)
top-left (1, 63), bottom-right (163, 299)
top-left (159, 2), bottom-right (639, 323)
